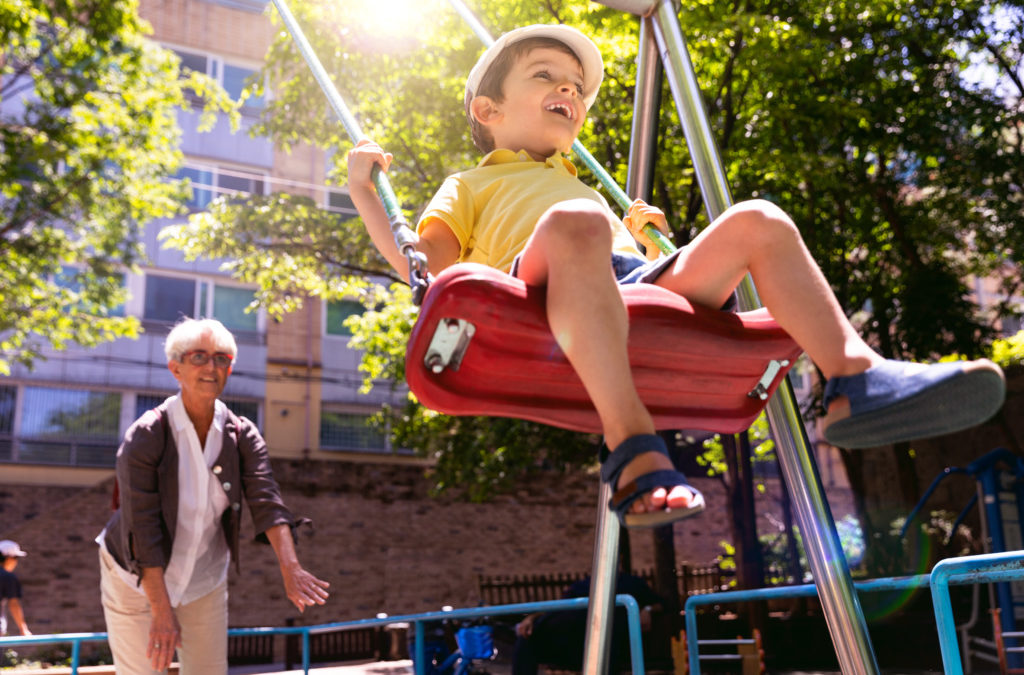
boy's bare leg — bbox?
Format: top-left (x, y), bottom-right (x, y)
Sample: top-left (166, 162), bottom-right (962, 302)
top-left (516, 199), bottom-right (696, 514)
top-left (653, 200), bottom-right (885, 391)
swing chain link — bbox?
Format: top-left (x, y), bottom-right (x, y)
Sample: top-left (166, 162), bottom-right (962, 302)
top-left (406, 248), bottom-right (431, 306)
top-left (391, 215), bottom-right (431, 305)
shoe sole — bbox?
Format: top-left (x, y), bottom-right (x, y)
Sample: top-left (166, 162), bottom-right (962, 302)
top-left (621, 495), bottom-right (706, 529)
top-left (823, 363), bottom-right (1006, 449)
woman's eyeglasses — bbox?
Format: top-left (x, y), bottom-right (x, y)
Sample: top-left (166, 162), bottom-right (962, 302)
top-left (181, 350), bottom-right (234, 368)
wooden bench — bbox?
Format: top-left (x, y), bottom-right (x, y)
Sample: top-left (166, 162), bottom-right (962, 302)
top-left (476, 566), bottom-right (732, 672)
top-left (280, 621), bottom-right (386, 668)
top-left (227, 631), bottom-right (275, 666)
top-left (477, 565), bottom-right (731, 608)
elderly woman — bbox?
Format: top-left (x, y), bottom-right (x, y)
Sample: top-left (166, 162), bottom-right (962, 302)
top-left (96, 318), bottom-right (329, 674)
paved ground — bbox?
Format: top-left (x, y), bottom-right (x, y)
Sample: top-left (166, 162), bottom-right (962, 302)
top-left (1, 660), bottom-right (942, 674)
top-left (227, 660), bottom-right (514, 674)
top-left (228, 660), bottom-right (419, 674)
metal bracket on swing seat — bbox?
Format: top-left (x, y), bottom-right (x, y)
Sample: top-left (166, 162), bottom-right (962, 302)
top-left (424, 318), bottom-right (476, 374)
top-left (747, 359), bottom-right (790, 400)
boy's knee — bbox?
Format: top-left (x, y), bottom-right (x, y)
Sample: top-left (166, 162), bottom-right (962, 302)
top-left (730, 198), bottom-right (791, 222)
top-left (726, 199), bottom-right (799, 239)
top-left (536, 199), bottom-right (614, 249)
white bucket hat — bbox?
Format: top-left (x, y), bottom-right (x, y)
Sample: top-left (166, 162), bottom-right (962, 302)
top-left (465, 24), bottom-right (604, 110)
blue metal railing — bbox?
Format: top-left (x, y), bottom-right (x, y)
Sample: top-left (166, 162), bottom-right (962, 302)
top-left (684, 551), bottom-right (1024, 674)
top-left (0, 595), bottom-right (644, 675)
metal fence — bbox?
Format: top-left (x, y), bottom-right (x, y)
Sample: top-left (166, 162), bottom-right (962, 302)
top-left (0, 595), bottom-right (645, 675)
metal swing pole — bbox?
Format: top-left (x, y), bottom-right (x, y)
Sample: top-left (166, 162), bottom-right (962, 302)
top-left (268, 0), bottom-right (430, 303)
top-left (597, 1), bottom-right (881, 672)
top-left (446, 4), bottom-right (624, 671)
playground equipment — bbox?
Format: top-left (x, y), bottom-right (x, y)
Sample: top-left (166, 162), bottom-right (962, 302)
top-left (270, 0), bottom-right (1020, 672)
top-left (993, 608), bottom-right (1024, 674)
top-left (901, 448), bottom-right (1024, 671)
top-left (675, 629), bottom-right (765, 674)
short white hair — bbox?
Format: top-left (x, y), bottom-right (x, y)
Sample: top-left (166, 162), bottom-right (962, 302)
top-left (164, 318), bottom-right (238, 363)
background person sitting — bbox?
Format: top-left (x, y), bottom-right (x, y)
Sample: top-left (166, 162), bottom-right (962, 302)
top-left (512, 570), bottom-right (664, 675)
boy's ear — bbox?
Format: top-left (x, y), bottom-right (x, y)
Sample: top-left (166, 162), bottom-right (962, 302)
top-left (470, 95), bottom-right (502, 126)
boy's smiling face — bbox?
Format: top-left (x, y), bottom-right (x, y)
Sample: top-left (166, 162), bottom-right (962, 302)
top-left (471, 46), bottom-right (587, 161)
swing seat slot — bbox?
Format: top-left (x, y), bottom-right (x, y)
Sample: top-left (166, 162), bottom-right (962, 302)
top-left (406, 263), bottom-right (804, 434)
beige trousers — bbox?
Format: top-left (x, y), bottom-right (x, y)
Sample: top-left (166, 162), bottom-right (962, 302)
top-left (99, 548), bottom-right (228, 675)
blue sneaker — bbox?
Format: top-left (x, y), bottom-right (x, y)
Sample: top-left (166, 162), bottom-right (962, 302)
top-left (822, 358), bottom-right (1005, 448)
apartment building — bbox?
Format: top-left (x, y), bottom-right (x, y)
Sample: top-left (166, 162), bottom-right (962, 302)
top-left (0, 0), bottom-right (405, 489)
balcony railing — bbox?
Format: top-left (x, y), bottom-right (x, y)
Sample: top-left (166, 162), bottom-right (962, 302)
top-left (0, 436), bottom-right (117, 468)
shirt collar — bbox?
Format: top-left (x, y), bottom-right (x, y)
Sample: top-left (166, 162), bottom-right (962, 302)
top-left (477, 149), bottom-right (579, 176)
top-left (168, 395), bottom-right (226, 434)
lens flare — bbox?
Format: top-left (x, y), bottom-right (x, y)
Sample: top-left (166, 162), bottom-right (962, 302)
top-left (345, 0), bottom-right (440, 53)
top-left (861, 526), bottom-right (933, 621)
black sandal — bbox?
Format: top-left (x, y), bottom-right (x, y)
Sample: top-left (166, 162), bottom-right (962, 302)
top-left (600, 434), bottom-right (705, 529)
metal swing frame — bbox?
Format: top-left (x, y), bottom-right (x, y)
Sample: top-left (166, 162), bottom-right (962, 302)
top-left (269, 0), bottom-right (880, 672)
top-left (580, 2), bottom-right (879, 673)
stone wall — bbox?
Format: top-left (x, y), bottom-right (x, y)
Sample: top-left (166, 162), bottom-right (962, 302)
top-left (0, 453), bottom-right (844, 636)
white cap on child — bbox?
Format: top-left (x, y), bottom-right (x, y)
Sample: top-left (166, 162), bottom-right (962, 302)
top-left (0, 540), bottom-right (27, 558)
top-left (465, 24), bottom-right (605, 110)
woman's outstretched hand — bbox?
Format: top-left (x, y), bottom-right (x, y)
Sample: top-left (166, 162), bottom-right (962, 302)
top-left (280, 563), bottom-right (331, 613)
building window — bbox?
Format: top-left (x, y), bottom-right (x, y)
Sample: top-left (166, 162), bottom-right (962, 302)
top-left (199, 0), bottom-right (268, 11)
top-left (56, 266), bottom-right (126, 317)
top-left (319, 410), bottom-right (387, 452)
top-left (222, 63), bottom-right (264, 108)
top-left (326, 300), bottom-right (365, 337)
top-left (176, 164), bottom-right (266, 211)
top-left (326, 190), bottom-right (358, 218)
top-left (142, 275), bottom-right (261, 333)
top-left (136, 394), bottom-right (259, 429)
top-left (177, 166), bottom-right (214, 210)
top-left (212, 285), bottom-right (259, 333)
top-left (135, 394), bottom-right (167, 419)
top-left (17, 387), bottom-right (120, 467)
top-left (223, 398), bottom-right (260, 427)
top-left (0, 386), bottom-right (15, 463)
top-left (144, 274), bottom-right (197, 323)
top-left (173, 48), bottom-right (264, 110)
top-left (216, 170), bottom-right (266, 201)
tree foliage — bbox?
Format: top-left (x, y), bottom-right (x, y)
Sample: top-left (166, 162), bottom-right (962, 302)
top-left (0, 0), bottom-right (237, 375)
top-left (162, 0), bottom-right (1022, 497)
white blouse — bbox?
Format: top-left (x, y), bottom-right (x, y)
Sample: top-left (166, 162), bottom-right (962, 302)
top-left (99, 395), bottom-right (231, 606)
top-left (163, 395), bottom-right (231, 607)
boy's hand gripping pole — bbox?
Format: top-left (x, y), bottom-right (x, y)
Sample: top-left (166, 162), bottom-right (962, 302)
top-left (269, 0), bottom-right (431, 304)
top-left (447, 0), bottom-right (675, 258)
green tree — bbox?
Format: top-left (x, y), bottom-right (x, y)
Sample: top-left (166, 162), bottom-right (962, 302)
top-left (162, 0), bottom-right (1021, 507)
top-left (0, 0), bottom-right (237, 375)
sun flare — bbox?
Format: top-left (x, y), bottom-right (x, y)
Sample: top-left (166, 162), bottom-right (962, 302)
top-left (346, 0), bottom-right (439, 52)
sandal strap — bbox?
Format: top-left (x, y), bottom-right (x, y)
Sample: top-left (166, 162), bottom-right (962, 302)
top-left (611, 469), bottom-right (691, 513)
top-left (599, 434), bottom-right (667, 487)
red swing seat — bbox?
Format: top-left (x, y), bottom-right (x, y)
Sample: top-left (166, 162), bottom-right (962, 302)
top-left (405, 263), bottom-right (804, 435)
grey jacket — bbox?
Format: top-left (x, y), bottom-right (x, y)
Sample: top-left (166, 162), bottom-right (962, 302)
top-left (101, 401), bottom-right (294, 578)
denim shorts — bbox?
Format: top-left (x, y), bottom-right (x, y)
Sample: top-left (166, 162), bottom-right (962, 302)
top-left (510, 248), bottom-right (736, 310)
top-left (509, 249), bottom-right (683, 284)
top-left (612, 250), bottom-right (680, 284)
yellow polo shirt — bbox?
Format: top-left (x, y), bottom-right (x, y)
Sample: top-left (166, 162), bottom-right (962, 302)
top-left (417, 149), bottom-right (643, 273)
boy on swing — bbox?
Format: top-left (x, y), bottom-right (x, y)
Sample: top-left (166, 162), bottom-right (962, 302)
top-left (347, 24), bottom-right (1006, 529)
